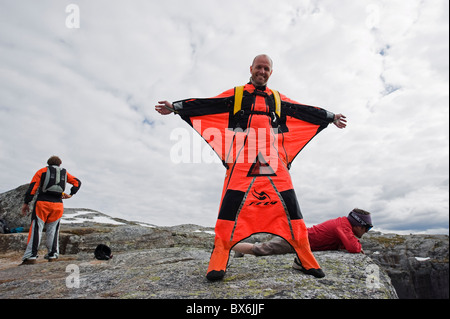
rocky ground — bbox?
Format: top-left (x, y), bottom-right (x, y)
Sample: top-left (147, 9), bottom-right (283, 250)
top-left (0, 209), bottom-right (397, 299)
top-left (1, 185), bottom-right (448, 301)
top-left (0, 246), bottom-right (395, 299)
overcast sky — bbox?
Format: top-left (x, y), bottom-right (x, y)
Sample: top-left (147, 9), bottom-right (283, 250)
top-left (1, 0), bottom-right (448, 235)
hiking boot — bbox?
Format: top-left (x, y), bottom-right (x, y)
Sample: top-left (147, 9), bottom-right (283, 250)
top-left (292, 257), bottom-right (325, 278)
top-left (21, 257), bottom-right (37, 265)
top-left (44, 253), bottom-right (58, 262)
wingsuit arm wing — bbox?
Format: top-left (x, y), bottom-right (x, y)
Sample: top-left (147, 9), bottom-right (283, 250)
top-left (172, 89), bottom-right (234, 123)
top-left (172, 89), bottom-right (235, 165)
top-left (280, 94), bottom-right (335, 125)
top-left (277, 93), bottom-right (336, 168)
top-left (24, 167), bottom-right (46, 204)
top-left (67, 172), bottom-right (81, 196)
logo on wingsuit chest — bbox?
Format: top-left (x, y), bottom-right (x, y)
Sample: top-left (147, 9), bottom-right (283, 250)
top-left (249, 189), bottom-right (278, 206)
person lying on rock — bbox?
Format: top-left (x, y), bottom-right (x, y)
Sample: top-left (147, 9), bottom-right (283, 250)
top-left (232, 208), bottom-right (373, 271)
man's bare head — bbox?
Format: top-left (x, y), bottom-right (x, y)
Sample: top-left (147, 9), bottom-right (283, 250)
top-left (250, 54), bottom-right (273, 86)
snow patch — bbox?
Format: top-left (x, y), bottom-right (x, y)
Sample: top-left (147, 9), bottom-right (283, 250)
top-left (194, 229), bottom-right (215, 235)
top-left (61, 210), bottom-right (125, 225)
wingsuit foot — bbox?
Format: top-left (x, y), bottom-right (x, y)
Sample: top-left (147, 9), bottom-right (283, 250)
top-left (206, 270), bottom-right (225, 281)
top-left (293, 257), bottom-right (325, 278)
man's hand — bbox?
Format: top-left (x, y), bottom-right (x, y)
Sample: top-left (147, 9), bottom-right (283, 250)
top-left (21, 204), bottom-right (29, 216)
top-left (333, 114), bottom-right (347, 129)
top-left (62, 193), bottom-right (72, 199)
top-left (155, 100), bottom-right (174, 115)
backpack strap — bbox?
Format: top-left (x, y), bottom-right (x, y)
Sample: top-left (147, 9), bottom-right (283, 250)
top-left (233, 86), bottom-right (281, 118)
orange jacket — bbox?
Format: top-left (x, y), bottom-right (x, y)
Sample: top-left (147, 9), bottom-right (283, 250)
top-left (24, 167), bottom-right (81, 204)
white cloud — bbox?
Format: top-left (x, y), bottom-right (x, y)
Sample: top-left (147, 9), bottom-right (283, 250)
top-left (0, 0), bottom-right (448, 234)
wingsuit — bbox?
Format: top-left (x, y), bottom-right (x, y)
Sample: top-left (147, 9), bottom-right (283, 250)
top-left (22, 165), bottom-right (81, 262)
top-left (172, 82), bottom-right (336, 280)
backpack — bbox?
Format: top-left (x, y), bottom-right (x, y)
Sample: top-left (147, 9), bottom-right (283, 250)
top-left (0, 219), bottom-right (10, 234)
top-left (41, 166), bottom-right (67, 196)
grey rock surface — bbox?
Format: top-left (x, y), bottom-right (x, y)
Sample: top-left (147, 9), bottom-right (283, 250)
top-left (0, 242), bottom-right (396, 299)
top-left (362, 231), bottom-right (449, 299)
top-left (2, 184), bottom-right (446, 300)
top-left (0, 208), bottom-right (397, 299)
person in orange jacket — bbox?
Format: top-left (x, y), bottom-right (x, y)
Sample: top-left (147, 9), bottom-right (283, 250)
top-left (156, 54), bottom-right (347, 280)
top-left (21, 155), bottom-right (81, 264)
top-left (232, 209), bottom-right (373, 261)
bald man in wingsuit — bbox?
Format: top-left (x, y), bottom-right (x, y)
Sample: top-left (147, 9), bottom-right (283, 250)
top-left (156, 54), bottom-right (347, 280)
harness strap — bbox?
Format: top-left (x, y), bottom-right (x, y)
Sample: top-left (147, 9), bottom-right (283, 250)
top-left (233, 86), bottom-right (281, 117)
top-left (233, 86), bottom-right (245, 115)
top-left (271, 89), bottom-right (281, 118)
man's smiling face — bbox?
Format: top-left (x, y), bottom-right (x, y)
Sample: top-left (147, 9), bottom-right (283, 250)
top-left (250, 55), bottom-right (273, 86)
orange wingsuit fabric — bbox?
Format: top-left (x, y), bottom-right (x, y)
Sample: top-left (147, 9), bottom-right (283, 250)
top-left (173, 83), bottom-right (335, 280)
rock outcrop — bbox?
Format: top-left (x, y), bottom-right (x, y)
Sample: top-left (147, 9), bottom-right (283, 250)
top-left (0, 184), bottom-right (34, 229)
top-left (1, 209), bottom-right (397, 299)
top-left (362, 231), bottom-right (449, 299)
top-left (1, 184), bottom-right (447, 299)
